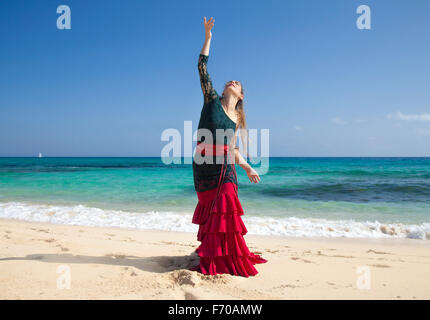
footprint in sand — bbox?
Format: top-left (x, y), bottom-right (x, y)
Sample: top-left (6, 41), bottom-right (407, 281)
top-left (160, 241), bottom-right (196, 248)
top-left (160, 241), bottom-right (177, 245)
top-left (170, 270), bottom-right (200, 287)
top-left (265, 249), bottom-right (280, 254)
top-left (367, 249), bottom-right (391, 255)
top-left (290, 257), bottom-right (313, 264)
top-left (174, 270), bottom-right (230, 287)
top-left (272, 283), bottom-right (300, 289)
top-left (55, 244), bottom-right (69, 252)
top-left (370, 264), bottom-right (391, 268)
top-left (315, 251), bottom-right (354, 258)
top-left (197, 273), bottom-right (229, 285)
top-left (332, 254), bottom-right (355, 258)
top-left (31, 228), bottom-right (50, 233)
top-left (153, 252), bottom-right (200, 271)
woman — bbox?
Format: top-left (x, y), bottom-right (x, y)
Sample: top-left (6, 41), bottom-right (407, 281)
top-left (190, 17), bottom-right (267, 277)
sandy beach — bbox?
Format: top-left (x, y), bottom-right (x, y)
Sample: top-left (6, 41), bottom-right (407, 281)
top-left (0, 218), bottom-right (429, 300)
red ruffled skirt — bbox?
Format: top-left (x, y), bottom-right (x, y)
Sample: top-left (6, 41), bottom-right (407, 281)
top-left (190, 181), bottom-right (267, 277)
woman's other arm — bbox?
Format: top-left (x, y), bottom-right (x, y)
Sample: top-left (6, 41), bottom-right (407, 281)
top-left (230, 132), bottom-right (260, 184)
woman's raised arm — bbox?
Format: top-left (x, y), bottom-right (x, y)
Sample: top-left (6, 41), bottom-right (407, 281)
top-left (201, 16), bottom-right (214, 55)
top-left (198, 17), bottom-right (218, 103)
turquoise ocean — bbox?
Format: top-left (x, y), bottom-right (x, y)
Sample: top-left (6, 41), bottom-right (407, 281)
top-left (0, 157), bottom-right (429, 240)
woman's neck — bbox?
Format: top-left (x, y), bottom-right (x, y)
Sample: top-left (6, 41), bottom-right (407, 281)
top-left (221, 94), bottom-right (238, 112)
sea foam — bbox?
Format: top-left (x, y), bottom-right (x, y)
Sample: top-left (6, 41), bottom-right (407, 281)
top-left (0, 201), bottom-right (429, 240)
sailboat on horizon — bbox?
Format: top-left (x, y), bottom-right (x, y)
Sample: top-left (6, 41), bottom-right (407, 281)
top-left (38, 152), bottom-right (43, 158)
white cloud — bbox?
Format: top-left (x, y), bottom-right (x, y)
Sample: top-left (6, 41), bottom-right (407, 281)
top-left (331, 117), bottom-right (347, 125)
top-left (387, 111), bottom-right (430, 121)
top-left (293, 125), bottom-right (303, 131)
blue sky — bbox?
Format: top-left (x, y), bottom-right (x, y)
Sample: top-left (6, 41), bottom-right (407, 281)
top-left (1, 0), bottom-right (429, 157)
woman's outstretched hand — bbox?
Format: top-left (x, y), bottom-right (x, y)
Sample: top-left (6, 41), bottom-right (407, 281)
top-left (203, 16), bottom-right (215, 38)
top-left (246, 167), bottom-right (261, 184)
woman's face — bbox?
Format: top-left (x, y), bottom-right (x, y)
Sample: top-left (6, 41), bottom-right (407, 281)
top-left (223, 80), bottom-right (243, 100)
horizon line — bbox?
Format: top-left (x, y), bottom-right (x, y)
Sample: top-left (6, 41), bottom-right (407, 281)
top-left (1, 156), bottom-right (430, 158)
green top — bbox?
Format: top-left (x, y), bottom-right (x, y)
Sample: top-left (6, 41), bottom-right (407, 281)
top-left (196, 54), bottom-right (237, 145)
top-left (193, 54), bottom-right (238, 192)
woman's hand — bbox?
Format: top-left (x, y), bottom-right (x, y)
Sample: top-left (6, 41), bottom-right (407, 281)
top-left (246, 166), bottom-right (261, 184)
top-left (203, 16), bottom-right (215, 38)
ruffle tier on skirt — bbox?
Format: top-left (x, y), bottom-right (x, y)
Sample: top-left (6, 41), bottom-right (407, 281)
top-left (190, 182), bottom-right (267, 277)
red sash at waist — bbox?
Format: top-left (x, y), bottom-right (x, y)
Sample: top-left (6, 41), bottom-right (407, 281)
top-left (195, 141), bottom-right (229, 156)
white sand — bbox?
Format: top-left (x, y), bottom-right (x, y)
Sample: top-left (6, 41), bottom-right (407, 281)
top-left (0, 218), bottom-right (429, 300)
